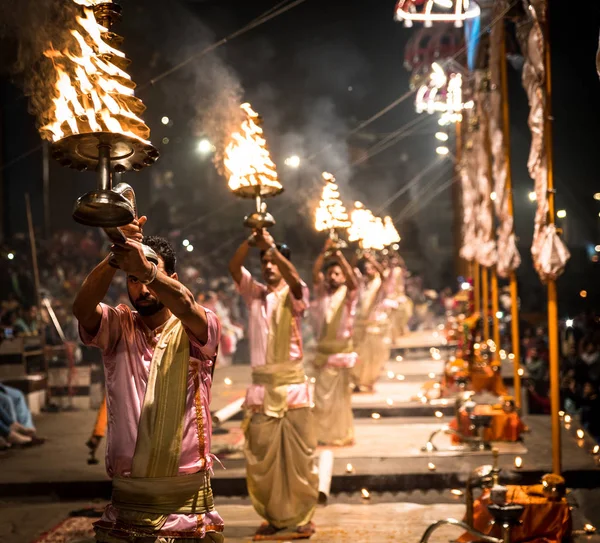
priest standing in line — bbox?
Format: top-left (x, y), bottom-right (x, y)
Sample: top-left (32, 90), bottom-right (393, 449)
top-left (229, 229), bottom-right (318, 540)
top-left (310, 238), bottom-right (358, 446)
top-left (352, 252), bottom-right (391, 393)
top-left (73, 219), bottom-right (224, 543)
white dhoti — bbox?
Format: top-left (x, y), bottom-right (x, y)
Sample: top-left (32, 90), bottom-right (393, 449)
top-left (244, 408), bottom-right (319, 529)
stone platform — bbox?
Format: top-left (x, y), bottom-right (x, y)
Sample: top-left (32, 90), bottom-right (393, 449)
top-left (1, 330), bottom-right (597, 503)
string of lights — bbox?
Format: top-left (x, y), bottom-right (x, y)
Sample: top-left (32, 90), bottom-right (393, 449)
top-left (306, 0), bottom-right (520, 163)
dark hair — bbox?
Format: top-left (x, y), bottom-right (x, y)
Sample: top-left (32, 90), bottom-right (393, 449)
top-left (260, 243), bottom-right (291, 262)
top-left (357, 258), bottom-right (368, 275)
top-left (323, 259), bottom-right (342, 273)
top-left (142, 236), bottom-right (176, 275)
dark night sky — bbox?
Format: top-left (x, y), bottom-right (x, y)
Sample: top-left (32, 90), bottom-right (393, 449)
top-left (1, 0), bottom-right (600, 310)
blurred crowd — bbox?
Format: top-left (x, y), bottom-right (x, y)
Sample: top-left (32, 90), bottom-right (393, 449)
top-left (0, 227), bottom-right (437, 361)
top-left (523, 312), bottom-right (600, 441)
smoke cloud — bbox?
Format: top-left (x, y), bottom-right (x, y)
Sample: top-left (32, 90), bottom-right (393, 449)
top-left (0, 0), bottom-right (77, 127)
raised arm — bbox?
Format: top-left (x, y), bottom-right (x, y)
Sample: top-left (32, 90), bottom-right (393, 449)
top-left (72, 256), bottom-right (117, 337)
top-left (72, 218), bottom-right (146, 336)
top-left (111, 239), bottom-right (211, 344)
top-left (229, 237), bottom-right (251, 285)
top-left (334, 249), bottom-right (359, 291)
top-left (365, 252), bottom-right (384, 277)
top-left (257, 230), bottom-right (304, 300)
top-left (313, 239), bottom-right (333, 287)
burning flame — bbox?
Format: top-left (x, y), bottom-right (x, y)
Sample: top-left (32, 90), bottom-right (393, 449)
top-left (224, 103), bottom-right (282, 194)
top-left (315, 172), bottom-right (351, 232)
top-left (348, 202), bottom-right (386, 250)
top-left (348, 202), bottom-right (370, 243)
top-left (383, 216), bottom-right (401, 246)
top-left (41, 1), bottom-right (151, 143)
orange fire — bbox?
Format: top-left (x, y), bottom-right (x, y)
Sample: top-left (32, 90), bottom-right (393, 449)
top-left (348, 201), bottom-right (387, 251)
top-left (41, 0), bottom-right (150, 143)
top-left (224, 103), bottom-right (282, 194)
top-left (315, 172), bottom-right (350, 232)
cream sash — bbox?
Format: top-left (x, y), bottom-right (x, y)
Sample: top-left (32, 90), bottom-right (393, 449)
top-left (113, 316), bottom-right (214, 531)
top-left (358, 275), bottom-right (382, 323)
top-left (315, 286), bottom-right (353, 368)
top-left (132, 315), bottom-right (189, 478)
top-left (254, 286), bottom-right (306, 418)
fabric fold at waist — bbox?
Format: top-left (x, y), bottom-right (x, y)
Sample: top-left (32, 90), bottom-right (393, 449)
top-left (252, 362), bottom-right (306, 387)
top-left (112, 471), bottom-right (215, 515)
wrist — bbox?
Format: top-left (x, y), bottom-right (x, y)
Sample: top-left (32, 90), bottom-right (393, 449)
top-left (139, 262), bottom-right (158, 285)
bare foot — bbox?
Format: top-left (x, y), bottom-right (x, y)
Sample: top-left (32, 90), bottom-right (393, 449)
top-left (8, 430), bottom-right (32, 446)
top-left (296, 522), bottom-right (316, 537)
top-left (11, 422), bottom-right (35, 437)
top-left (0, 437), bottom-right (11, 450)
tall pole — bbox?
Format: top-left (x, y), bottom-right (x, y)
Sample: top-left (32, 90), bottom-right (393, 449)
top-left (482, 266), bottom-right (489, 341)
top-left (542, 2), bottom-right (561, 475)
top-left (25, 194), bottom-right (42, 320)
top-left (454, 120), bottom-right (466, 278)
top-left (42, 142), bottom-right (51, 238)
top-left (499, 22), bottom-right (522, 409)
top-left (491, 269), bottom-right (501, 354)
top-left (474, 261), bottom-right (481, 317)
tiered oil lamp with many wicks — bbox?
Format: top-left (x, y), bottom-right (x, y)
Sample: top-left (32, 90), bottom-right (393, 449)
top-left (383, 216), bottom-right (401, 249)
top-left (348, 202), bottom-right (387, 254)
top-left (315, 172), bottom-right (351, 252)
top-left (224, 103), bottom-right (283, 230)
top-left (40, 0), bottom-right (159, 229)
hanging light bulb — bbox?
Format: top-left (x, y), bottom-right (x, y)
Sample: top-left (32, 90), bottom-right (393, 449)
top-left (394, 0), bottom-right (481, 28)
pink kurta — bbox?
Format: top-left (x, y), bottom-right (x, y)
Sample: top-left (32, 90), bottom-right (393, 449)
top-left (79, 303), bottom-right (224, 536)
top-left (236, 267), bottom-right (311, 410)
top-left (311, 284), bottom-right (358, 368)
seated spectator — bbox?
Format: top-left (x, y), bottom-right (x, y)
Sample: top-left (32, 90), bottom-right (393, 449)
top-left (580, 338), bottom-right (600, 385)
top-left (560, 372), bottom-right (579, 416)
top-left (579, 381), bottom-right (600, 442)
top-left (12, 306), bottom-right (38, 336)
top-left (0, 384), bottom-right (44, 448)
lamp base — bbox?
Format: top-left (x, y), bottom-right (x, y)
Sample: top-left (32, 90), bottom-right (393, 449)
top-left (244, 211), bottom-right (276, 230)
top-left (73, 189), bottom-right (135, 227)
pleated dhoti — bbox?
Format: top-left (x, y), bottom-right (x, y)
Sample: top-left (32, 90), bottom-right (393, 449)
top-left (313, 365), bottom-right (354, 446)
top-left (390, 298), bottom-right (414, 343)
top-left (244, 408), bottom-right (319, 529)
top-left (352, 324), bottom-right (391, 389)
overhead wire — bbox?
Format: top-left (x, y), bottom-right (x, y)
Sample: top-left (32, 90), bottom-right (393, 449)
top-left (178, 2), bottom-right (521, 235)
top-left (376, 157), bottom-right (447, 215)
top-left (140, 0), bottom-right (308, 89)
top-left (1, 0), bottom-right (309, 172)
top-left (397, 177), bottom-right (455, 222)
top-left (306, 0), bottom-right (521, 162)
top-left (393, 162), bottom-right (452, 220)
